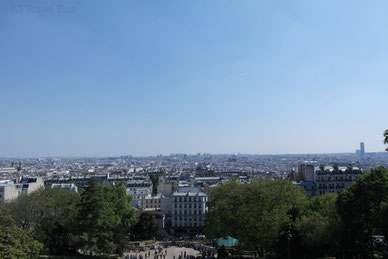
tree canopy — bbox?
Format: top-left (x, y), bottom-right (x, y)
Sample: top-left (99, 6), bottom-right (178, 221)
top-left (384, 129), bottom-right (388, 152)
top-left (0, 207), bottom-right (42, 258)
top-left (205, 170), bottom-right (388, 258)
top-left (205, 178), bottom-right (308, 257)
top-left (132, 212), bottom-right (159, 240)
top-left (336, 166), bottom-right (388, 257)
top-left (2, 179), bottom-right (136, 257)
top-left (77, 179), bottom-right (136, 255)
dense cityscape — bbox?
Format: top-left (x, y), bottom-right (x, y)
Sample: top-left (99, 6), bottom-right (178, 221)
top-left (1, 141), bottom-right (388, 257)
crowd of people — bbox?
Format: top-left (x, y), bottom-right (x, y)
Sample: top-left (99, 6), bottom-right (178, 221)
top-left (124, 244), bottom-right (215, 259)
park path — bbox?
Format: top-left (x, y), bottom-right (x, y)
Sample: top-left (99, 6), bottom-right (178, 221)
top-left (124, 245), bottom-right (201, 258)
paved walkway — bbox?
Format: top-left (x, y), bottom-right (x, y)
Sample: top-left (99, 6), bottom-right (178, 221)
top-left (124, 245), bottom-right (201, 258)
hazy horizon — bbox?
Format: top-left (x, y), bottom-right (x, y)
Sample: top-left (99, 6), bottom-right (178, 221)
top-left (1, 0), bottom-right (388, 157)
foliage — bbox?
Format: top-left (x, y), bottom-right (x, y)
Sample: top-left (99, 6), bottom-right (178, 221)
top-left (7, 189), bottom-right (44, 231)
top-left (384, 129), bottom-right (388, 152)
top-left (35, 188), bottom-right (80, 255)
top-left (294, 193), bottom-right (340, 257)
top-left (77, 179), bottom-right (135, 255)
top-left (105, 182), bottom-right (136, 255)
top-left (149, 174), bottom-right (160, 196)
top-left (3, 180), bottom-right (135, 257)
top-left (7, 187), bottom-right (80, 255)
top-left (0, 207), bottom-right (42, 258)
top-left (380, 202), bottom-right (388, 241)
top-left (336, 167), bottom-right (388, 257)
top-left (205, 178), bottom-right (307, 256)
top-left (132, 212), bottom-right (159, 240)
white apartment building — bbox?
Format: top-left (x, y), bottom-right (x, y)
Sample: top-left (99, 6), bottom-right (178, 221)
top-left (171, 191), bottom-right (207, 234)
top-left (315, 165), bottom-right (362, 195)
top-left (298, 164), bottom-right (363, 196)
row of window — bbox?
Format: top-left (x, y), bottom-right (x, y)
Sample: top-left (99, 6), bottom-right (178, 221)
top-left (144, 199), bottom-right (161, 203)
top-left (172, 222), bottom-right (202, 227)
top-left (144, 205), bottom-right (160, 208)
top-left (316, 176), bottom-right (358, 181)
top-left (319, 190), bottom-right (337, 195)
top-left (173, 197), bottom-right (205, 202)
top-left (174, 203), bottom-right (202, 208)
top-left (318, 183), bottom-right (346, 189)
top-left (173, 210), bottom-right (203, 215)
top-left (173, 216), bottom-right (203, 222)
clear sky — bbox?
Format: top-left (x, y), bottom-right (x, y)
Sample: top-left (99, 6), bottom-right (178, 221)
top-left (1, 0), bottom-right (388, 157)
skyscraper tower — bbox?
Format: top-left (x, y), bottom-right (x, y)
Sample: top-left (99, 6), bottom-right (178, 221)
top-left (360, 142), bottom-right (365, 155)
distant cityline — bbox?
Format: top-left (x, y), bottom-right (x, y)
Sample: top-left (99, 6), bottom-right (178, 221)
top-left (1, 152), bottom-right (387, 160)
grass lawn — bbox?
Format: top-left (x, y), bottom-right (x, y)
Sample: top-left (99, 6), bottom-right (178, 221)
top-left (143, 240), bottom-right (157, 245)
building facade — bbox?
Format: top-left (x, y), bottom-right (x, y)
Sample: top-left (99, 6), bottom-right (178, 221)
top-left (298, 164), bottom-right (363, 196)
top-left (0, 181), bottom-right (19, 201)
top-left (139, 194), bottom-right (162, 211)
top-left (170, 191), bottom-right (207, 234)
top-left (0, 177), bottom-right (44, 201)
top-left (315, 165), bottom-right (362, 195)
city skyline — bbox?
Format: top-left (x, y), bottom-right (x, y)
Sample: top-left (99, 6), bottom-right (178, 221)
top-left (1, 0), bottom-right (388, 157)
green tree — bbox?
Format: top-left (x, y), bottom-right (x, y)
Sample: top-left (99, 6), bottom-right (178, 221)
top-left (104, 182), bottom-right (136, 255)
top-left (380, 202), bottom-right (388, 242)
top-left (205, 178), bottom-right (307, 257)
top-left (77, 179), bottom-right (135, 255)
top-left (77, 179), bottom-right (119, 254)
top-left (384, 129), bottom-right (388, 152)
top-left (149, 174), bottom-right (160, 196)
top-left (0, 207), bottom-right (42, 258)
top-left (34, 187), bottom-right (80, 255)
top-left (336, 167), bottom-right (388, 258)
top-left (295, 193), bottom-right (340, 257)
top-left (132, 212), bottom-right (159, 240)
top-left (7, 190), bottom-right (44, 231)
top-left (6, 187), bottom-right (80, 255)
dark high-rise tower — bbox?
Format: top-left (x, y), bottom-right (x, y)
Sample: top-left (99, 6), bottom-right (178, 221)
top-left (360, 142), bottom-right (365, 155)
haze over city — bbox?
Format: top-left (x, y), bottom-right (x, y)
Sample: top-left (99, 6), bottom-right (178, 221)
top-left (1, 0), bottom-right (388, 157)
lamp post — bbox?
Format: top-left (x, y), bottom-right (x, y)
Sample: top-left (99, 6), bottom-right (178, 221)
top-left (287, 232), bottom-right (292, 259)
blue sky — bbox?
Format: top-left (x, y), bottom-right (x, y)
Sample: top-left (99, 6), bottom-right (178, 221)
top-left (1, 0), bottom-right (388, 157)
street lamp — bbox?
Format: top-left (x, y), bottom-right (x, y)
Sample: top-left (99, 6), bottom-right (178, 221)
top-left (287, 232), bottom-right (292, 259)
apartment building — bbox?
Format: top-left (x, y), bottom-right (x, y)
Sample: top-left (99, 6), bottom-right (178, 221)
top-left (170, 191), bottom-right (207, 234)
top-left (298, 164), bottom-right (363, 196)
top-left (0, 177), bottom-right (44, 201)
top-left (0, 180), bottom-right (18, 201)
top-left (315, 165), bottom-right (362, 195)
top-left (139, 194), bottom-right (162, 211)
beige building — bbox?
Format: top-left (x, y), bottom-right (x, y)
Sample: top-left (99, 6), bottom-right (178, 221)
top-left (157, 180), bottom-right (177, 196)
top-left (0, 181), bottom-right (19, 201)
top-left (20, 177), bottom-right (44, 194)
top-left (0, 177), bottom-right (44, 201)
top-left (139, 194), bottom-right (162, 210)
